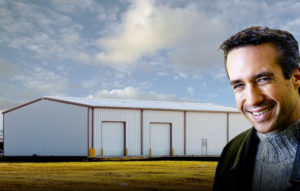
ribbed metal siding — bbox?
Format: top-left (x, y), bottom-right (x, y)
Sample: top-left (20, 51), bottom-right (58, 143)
top-left (88, 108), bottom-right (92, 149)
top-left (228, 113), bottom-right (252, 141)
top-left (4, 100), bottom-right (88, 156)
top-left (186, 112), bottom-right (227, 156)
top-left (94, 108), bottom-right (141, 156)
top-left (143, 110), bottom-right (184, 156)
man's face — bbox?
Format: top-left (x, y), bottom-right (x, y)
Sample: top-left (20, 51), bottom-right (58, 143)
top-left (227, 43), bottom-right (300, 134)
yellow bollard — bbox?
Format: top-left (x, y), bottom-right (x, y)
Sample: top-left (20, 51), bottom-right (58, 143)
top-left (101, 148), bottom-right (104, 157)
top-left (89, 148), bottom-right (96, 158)
top-left (88, 149), bottom-right (93, 157)
top-left (125, 148), bottom-right (128, 156)
top-left (171, 148), bottom-right (175, 156)
top-left (149, 148), bottom-right (152, 156)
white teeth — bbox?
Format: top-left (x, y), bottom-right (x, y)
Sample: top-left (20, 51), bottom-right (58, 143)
top-left (252, 108), bottom-right (270, 116)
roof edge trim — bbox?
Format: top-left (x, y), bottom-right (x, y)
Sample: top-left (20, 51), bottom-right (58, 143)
top-left (2, 98), bottom-right (43, 114)
top-left (2, 97), bottom-right (91, 114)
top-left (43, 97), bottom-right (92, 108)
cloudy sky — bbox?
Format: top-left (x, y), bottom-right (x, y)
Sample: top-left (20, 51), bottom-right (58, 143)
top-left (1, 0), bottom-right (300, 109)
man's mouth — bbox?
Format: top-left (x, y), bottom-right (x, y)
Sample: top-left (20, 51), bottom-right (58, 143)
top-left (245, 105), bottom-right (275, 122)
top-left (251, 108), bottom-right (272, 116)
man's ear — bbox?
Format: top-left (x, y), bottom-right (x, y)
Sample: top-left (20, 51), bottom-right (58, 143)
top-left (292, 68), bottom-right (300, 89)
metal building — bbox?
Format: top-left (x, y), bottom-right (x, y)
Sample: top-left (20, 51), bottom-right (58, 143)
top-left (2, 96), bottom-right (252, 157)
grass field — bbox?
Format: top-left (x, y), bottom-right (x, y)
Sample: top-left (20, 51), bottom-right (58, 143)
top-left (0, 161), bottom-right (217, 191)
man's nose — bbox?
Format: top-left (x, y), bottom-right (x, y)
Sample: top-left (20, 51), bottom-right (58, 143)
top-left (245, 85), bottom-right (264, 106)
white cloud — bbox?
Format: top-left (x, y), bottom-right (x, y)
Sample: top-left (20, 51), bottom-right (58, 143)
top-left (283, 17), bottom-right (300, 36)
top-left (95, 0), bottom-right (228, 73)
top-left (92, 86), bottom-right (192, 102)
top-left (0, 59), bottom-right (21, 103)
top-left (0, 60), bottom-right (69, 102)
top-left (0, 97), bottom-right (20, 109)
top-left (205, 92), bottom-right (219, 99)
top-left (187, 87), bottom-right (194, 96)
top-left (212, 68), bottom-right (228, 79)
top-left (214, 0), bottom-right (300, 31)
top-left (14, 66), bottom-right (68, 97)
top-left (50, 0), bottom-right (104, 14)
top-left (78, 52), bottom-right (91, 64)
top-left (0, 58), bottom-right (16, 78)
top-left (62, 33), bottom-right (80, 46)
top-left (0, 1), bottom-right (92, 64)
top-left (80, 80), bottom-right (98, 89)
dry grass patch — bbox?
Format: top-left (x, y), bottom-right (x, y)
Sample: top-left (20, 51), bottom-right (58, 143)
top-left (0, 161), bottom-right (217, 191)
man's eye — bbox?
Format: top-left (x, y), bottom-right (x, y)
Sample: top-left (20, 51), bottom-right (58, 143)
top-left (233, 84), bottom-right (244, 89)
top-left (257, 77), bottom-right (271, 83)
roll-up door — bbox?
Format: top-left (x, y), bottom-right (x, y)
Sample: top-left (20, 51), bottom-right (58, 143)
top-left (102, 122), bottom-right (124, 156)
top-left (150, 123), bottom-right (171, 156)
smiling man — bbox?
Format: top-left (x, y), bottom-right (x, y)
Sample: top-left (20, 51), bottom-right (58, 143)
top-left (213, 26), bottom-right (300, 191)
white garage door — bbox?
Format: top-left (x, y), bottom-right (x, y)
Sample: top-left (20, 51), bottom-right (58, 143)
top-left (102, 122), bottom-right (124, 156)
top-left (150, 123), bottom-right (170, 156)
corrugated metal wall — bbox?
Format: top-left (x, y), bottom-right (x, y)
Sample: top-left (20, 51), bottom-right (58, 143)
top-left (186, 112), bottom-right (227, 156)
top-left (88, 108), bottom-right (92, 151)
top-left (228, 113), bottom-right (252, 141)
top-left (143, 110), bottom-right (184, 156)
top-left (92, 109), bottom-right (250, 157)
top-left (4, 100), bottom-right (88, 156)
top-left (93, 108), bottom-right (141, 156)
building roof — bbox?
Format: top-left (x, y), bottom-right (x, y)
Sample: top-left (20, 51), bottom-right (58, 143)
top-left (47, 96), bottom-right (238, 112)
top-left (2, 96), bottom-right (239, 114)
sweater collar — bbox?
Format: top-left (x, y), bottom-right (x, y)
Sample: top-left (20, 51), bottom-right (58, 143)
top-left (256, 118), bottom-right (300, 142)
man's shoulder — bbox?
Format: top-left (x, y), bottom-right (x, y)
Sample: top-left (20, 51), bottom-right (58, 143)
top-left (213, 127), bottom-right (256, 191)
top-left (227, 128), bottom-right (254, 148)
top-left (221, 128), bottom-right (255, 159)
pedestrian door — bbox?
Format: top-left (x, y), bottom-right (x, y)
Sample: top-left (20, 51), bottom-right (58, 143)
top-left (201, 138), bottom-right (207, 155)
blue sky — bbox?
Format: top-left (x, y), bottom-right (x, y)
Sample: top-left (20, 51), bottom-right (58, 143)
top-left (1, 0), bottom-right (300, 109)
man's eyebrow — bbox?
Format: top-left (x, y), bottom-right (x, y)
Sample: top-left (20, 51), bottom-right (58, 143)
top-left (254, 72), bottom-right (274, 79)
top-left (230, 79), bottom-right (242, 86)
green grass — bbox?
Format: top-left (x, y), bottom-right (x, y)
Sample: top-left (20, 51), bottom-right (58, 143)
top-left (0, 161), bottom-right (217, 191)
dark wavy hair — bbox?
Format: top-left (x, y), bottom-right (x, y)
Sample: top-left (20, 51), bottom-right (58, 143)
top-left (220, 26), bottom-right (300, 80)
